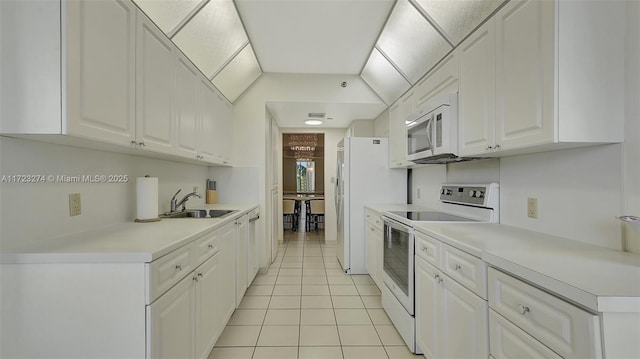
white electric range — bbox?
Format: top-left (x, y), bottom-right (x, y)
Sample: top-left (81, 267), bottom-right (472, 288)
top-left (381, 183), bottom-right (499, 353)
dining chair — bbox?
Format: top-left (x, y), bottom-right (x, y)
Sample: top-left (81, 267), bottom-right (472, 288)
top-left (283, 199), bottom-right (297, 231)
top-left (307, 199), bottom-right (325, 231)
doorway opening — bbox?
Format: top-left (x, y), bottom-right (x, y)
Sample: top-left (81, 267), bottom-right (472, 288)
top-left (283, 133), bottom-right (325, 232)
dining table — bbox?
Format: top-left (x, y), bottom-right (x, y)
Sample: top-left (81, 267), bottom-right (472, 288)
top-left (282, 194), bottom-right (324, 232)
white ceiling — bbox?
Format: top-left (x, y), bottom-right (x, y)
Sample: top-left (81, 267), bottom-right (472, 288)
top-left (133, 0), bottom-right (506, 129)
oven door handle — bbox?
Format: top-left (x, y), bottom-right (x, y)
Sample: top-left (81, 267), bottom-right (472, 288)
top-left (383, 217), bottom-right (411, 233)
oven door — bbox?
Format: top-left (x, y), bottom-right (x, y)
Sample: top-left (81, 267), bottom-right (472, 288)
top-left (382, 217), bottom-right (414, 315)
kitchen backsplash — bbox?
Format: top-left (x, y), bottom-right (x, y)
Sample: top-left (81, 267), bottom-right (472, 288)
top-left (0, 136), bottom-right (209, 248)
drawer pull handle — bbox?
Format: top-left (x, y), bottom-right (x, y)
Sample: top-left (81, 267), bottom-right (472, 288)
top-left (197, 273), bottom-right (203, 278)
top-left (434, 274), bottom-right (443, 283)
top-left (208, 244), bottom-right (214, 249)
top-left (175, 265), bottom-right (183, 271)
top-left (454, 264), bottom-right (462, 271)
top-left (518, 304), bottom-right (530, 315)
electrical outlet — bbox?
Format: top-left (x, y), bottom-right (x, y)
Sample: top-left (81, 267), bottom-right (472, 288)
top-left (69, 193), bottom-right (81, 216)
top-left (527, 197), bottom-right (538, 219)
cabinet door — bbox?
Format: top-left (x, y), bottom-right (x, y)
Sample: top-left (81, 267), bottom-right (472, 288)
top-left (135, 14), bottom-right (173, 153)
top-left (218, 99), bottom-right (233, 165)
top-left (365, 222), bottom-right (378, 286)
top-left (218, 221), bottom-right (237, 315)
top-left (388, 103), bottom-right (406, 168)
top-left (414, 53), bottom-right (459, 108)
top-left (236, 215), bottom-right (249, 306)
top-left (195, 253), bottom-right (223, 359)
top-left (198, 79), bottom-right (221, 163)
top-left (175, 54), bottom-right (200, 158)
top-left (65, 0), bottom-right (136, 145)
top-left (147, 273), bottom-right (195, 359)
top-left (441, 273), bottom-right (489, 359)
top-left (374, 226), bottom-right (384, 290)
top-left (458, 20), bottom-right (496, 156)
top-left (247, 213), bottom-right (259, 284)
top-left (489, 310), bottom-right (562, 359)
top-left (495, 0), bottom-right (555, 150)
top-left (415, 257), bottom-right (440, 359)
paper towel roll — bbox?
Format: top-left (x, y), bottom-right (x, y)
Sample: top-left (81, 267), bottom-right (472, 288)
top-left (136, 176), bottom-right (159, 222)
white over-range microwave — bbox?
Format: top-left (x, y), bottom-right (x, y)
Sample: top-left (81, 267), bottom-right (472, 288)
top-left (406, 93), bottom-right (467, 164)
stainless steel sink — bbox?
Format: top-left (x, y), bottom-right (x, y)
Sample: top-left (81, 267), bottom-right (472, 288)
top-left (160, 209), bottom-right (238, 219)
top-left (208, 210), bottom-right (236, 218)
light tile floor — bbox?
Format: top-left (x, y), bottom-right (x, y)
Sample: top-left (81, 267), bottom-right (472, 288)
top-left (209, 229), bottom-right (422, 359)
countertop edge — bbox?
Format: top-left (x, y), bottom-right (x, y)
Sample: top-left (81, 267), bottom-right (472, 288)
top-left (1, 204), bottom-right (259, 265)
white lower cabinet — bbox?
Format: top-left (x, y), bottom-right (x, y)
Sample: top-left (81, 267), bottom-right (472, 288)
top-left (489, 309), bottom-right (562, 359)
top-left (415, 256), bottom-right (488, 359)
top-left (235, 214), bottom-right (249, 306)
top-left (147, 268), bottom-right (196, 359)
top-left (195, 251), bottom-right (225, 359)
top-left (247, 208), bottom-right (260, 285)
top-left (365, 209), bottom-right (383, 288)
top-left (147, 221), bottom-right (237, 359)
top-left (488, 268), bottom-right (602, 359)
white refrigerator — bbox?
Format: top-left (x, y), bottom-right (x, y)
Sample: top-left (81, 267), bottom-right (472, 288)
top-left (335, 137), bottom-right (407, 274)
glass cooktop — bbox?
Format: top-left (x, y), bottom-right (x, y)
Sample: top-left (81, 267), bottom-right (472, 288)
top-left (388, 211), bottom-right (478, 222)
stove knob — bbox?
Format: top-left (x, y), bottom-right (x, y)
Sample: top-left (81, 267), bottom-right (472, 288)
top-left (441, 188), bottom-right (446, 195)
top-left (468, 190), bottom-right (475, 197)
top-left (446, 189), bottom-right (453, 195)
top-left (475, 191), bottom-right (484, 198)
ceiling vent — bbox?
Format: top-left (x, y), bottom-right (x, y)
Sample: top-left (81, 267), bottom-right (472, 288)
top-left (307, 112), bottom-right (326, 119)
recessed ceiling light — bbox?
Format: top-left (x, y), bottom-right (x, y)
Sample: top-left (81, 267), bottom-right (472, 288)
top-left (305, 120), bottom-right (323, 126)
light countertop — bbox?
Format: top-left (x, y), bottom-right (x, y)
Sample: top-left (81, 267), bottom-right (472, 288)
top-left (367, 204), bottom-right (640, 313)
top-left (413, 222), bottom-right (640, 313)
top-left (1, 204), bottom-right (258, 264)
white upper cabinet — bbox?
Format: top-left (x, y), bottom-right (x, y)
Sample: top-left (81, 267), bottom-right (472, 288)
top-left (0, 0), bottom-right (233, 166)
top-left (65, 0), bottom-right (137, 145)
top-left (494, 0), bottom-right (554, 152)
top-left (458, 0), bottom-right (626, 157)
top-left (174, 54), bottom-right (201, 158)
top-left (198, 79), bottom-right (233, 166)
top-left (458, 20), bottom-right (496, 156)
top-left (136, 13), bottom-right (174, 153)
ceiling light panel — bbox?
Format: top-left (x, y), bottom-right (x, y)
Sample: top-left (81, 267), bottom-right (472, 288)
top-left (361, 48), bottom-right (411, 105)
top-left (377, 0), bottom-right (453, 84)
top-left (212, 45), bottom-right (261, 102)
top-left (132, 0), bottom-right (204, 34)
top-left (172, 0), bottom-right (248, 78)
top-left (414, 0), bottom-right (505, 45)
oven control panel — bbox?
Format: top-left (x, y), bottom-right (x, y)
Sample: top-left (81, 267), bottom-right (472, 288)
top-left (440, 183), bottom-right (499, 208)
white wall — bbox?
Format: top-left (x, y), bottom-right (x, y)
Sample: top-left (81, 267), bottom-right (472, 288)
top-left (0, 136), bottom-right (209, 248)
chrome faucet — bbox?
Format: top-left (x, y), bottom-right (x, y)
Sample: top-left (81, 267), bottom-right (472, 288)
top-left (170, 189), bottom-right (202, 212)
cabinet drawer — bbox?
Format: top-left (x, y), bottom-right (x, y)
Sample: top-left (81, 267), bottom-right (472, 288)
top-left (490, 309), bottom-right (562, 359)
top-left (147, 242), bottom-right (195, 303)
top-left (488, 268), bottom-right (602, 359)
top-left (441, 242), bottom-right (487, 299)
top-left (195, 230), bottom-right (221, 265)
top-left (415, 231), bottom-right (440, 267)
top-left (365, 209), bottom-right (383, 231)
